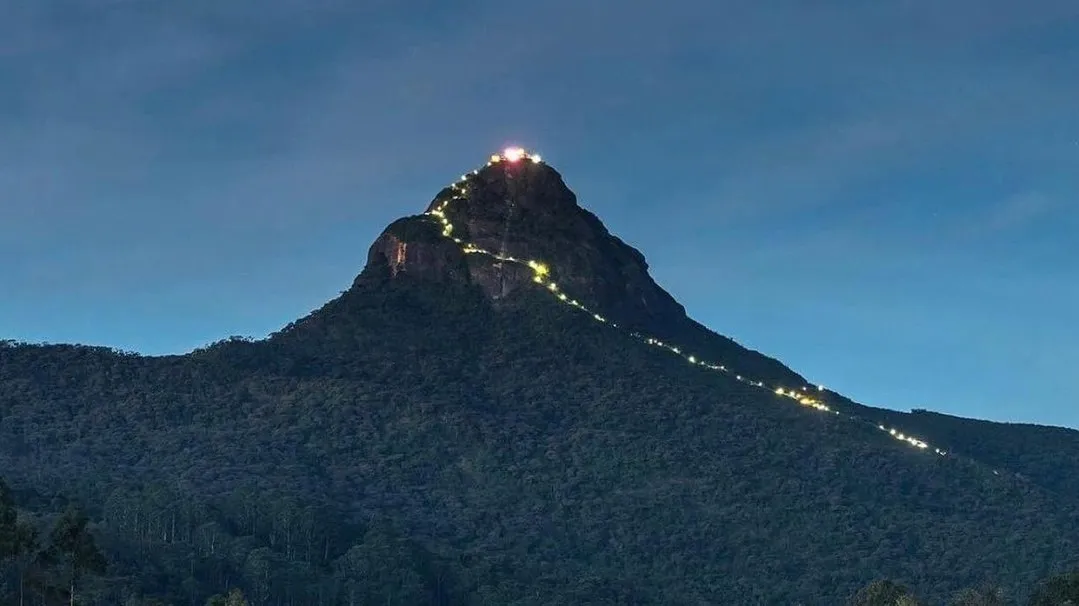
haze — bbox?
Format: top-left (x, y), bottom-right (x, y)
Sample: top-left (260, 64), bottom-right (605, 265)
top-left (2, 0), bottom-right (1076, 427)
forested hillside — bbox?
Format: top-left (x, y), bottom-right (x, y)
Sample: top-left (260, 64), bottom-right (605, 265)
top-left (3, 151), bottom-right (1079, 605)
top-left (3, 277), bottom-right (1079, 605)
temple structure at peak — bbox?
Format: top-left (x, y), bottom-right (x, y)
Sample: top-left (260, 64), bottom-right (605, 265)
top-left (490, 147), bottom-right (542, 164)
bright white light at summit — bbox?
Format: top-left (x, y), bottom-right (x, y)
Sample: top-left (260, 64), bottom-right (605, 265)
top-left (488, 147), bottom-right (543, 164)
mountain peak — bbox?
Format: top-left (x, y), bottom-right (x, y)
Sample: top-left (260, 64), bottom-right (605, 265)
top-left (362, 148), bottom-right (687, 331)
top-left (355, 148), bottom-right (949, 457)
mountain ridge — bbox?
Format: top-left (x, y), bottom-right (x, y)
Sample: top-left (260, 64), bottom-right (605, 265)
top-left (3, 149), bottom-right (1079, 604)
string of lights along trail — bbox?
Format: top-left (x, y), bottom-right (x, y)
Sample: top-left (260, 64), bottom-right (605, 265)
top-left (424, 147), bottom-right (947, 459)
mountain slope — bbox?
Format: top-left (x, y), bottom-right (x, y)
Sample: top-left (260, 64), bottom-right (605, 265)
top-left (2, 149), bottom-right (1079, 605)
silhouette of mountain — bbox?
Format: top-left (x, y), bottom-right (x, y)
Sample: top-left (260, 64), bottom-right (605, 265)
top-left (2, 149), bottom-right (1078, 605)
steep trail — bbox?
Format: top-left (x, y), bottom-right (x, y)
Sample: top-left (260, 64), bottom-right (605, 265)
top-left (425, 148), bottom-right (951, 460)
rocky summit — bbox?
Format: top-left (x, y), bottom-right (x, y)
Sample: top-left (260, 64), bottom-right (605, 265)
top-left (364, 149), bottom-right (685, 328)
top-left (362, 148), bottom-right (808, 389)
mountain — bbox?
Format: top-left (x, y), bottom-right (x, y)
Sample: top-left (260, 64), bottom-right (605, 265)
top-left (2, 148), bottom-right (1079, 605)
top-left (364, 150), bottom-right (814, 388)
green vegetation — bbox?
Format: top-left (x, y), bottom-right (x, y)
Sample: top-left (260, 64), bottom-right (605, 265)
top-left (3, 276), bottom-right (1079, 604)
top-left (846, 580), bottom-right (923, 606)
top-left (1, 479), bottom-right (106, 605)
top-left (206, 588), bottom-right (249, 606)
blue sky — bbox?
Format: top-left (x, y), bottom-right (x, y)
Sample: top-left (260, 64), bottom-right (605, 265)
top-left (2, 0), bottom-right (1077, 428)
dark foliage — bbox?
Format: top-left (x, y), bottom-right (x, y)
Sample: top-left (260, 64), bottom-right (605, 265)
top-left (1, 479), bottom-right (107, 605)
top-left (1028, 572), bottom-right (1079, 606)
top-left (3, 276), bottom-right (1079, 604)
top-left (847, 579), bottom-right (922, 606)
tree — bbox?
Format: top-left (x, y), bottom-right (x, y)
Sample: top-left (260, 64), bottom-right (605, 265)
top-left (1029, 571), bottom-right (1079, 606)
top-left (332, 529), bottom-right (428, 606)
top-left (0, 479), bottom-right (17, 560)
top-left (1, 478), bottom-right (40, 606)
top-left (848, 580), bottom-right (923, 606)
top-left (206, 588), bottom-right (249, 606)
top-left (950, 584), bottom-right (1006, 606)
top-left (11, 522), bottom-right (39, 606)
top-left (35, 506), bottom-right (107, 606)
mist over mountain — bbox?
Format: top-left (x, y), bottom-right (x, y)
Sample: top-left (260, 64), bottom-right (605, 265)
top-left (2, 150), bottom-right (1079, 605)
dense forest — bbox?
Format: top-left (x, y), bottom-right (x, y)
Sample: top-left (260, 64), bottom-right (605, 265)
top-left (3, 273), bottom-right (1079, 604)
top-left (5, 475), bottom-right (1079, 605)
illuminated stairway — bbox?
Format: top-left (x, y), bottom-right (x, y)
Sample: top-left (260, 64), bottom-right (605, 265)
top-left (424, 148), bottom-right (949, 459)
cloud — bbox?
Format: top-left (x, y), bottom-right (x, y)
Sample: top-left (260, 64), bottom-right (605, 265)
top-left (972, 191), bottom-right (1064, 235)
top-left (3, 0), bottom-right (1078, 267)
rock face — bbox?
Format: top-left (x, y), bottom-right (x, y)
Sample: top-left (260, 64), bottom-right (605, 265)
top-left (360, 150), bottom-right (808, 388)
top-left (362, 155), bottom-right (687, 331)
top-left (362, 217), bottom-right (471, 285)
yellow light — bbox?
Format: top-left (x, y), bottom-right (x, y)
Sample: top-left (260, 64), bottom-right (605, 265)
top-left (504, 147), bottom-right (525, 162)
top-left (426, 200), bottom-right (919, 455)
top-left (531, 154), bottom-right (542, 163)
top-left (490, 155), bottom-right (501, 162)
top-left (528, 260), bottom-right (550, 277)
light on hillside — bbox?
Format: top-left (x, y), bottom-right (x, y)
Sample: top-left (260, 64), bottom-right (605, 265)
top-left (427, 153), bottom-right (948, 460)
top-left (528, 260), bottom-right (550, 277)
